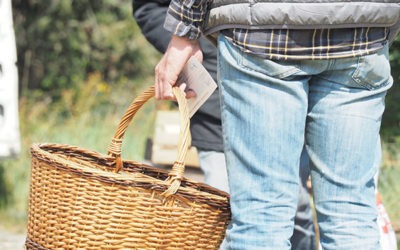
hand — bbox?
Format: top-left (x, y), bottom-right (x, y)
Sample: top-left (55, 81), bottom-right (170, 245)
top-left (155, 35), bottom-right (202, 100)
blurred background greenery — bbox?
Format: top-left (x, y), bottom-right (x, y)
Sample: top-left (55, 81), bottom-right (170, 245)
top-left (1, 0), bottom-right (399, 245)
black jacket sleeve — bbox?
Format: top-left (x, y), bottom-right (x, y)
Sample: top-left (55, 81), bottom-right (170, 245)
top-left (132, 1), bottom-right (171, 53)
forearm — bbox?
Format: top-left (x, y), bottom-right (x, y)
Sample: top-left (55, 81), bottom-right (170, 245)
top-left (135, 0), bottom-right (207, 100)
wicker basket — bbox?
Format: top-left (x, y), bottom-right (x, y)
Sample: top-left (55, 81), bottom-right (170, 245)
top-left (25, 86), bottom-right (230, 249)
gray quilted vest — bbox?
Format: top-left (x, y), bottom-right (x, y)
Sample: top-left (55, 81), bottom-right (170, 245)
top-left (203, 0), bottom-right (400, 43)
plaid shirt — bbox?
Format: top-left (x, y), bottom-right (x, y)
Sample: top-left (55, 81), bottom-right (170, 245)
top-left (165, 0), bottom-right (389, 60)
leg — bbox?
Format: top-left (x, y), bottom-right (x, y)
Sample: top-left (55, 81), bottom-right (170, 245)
top-left (218, 34), bottom-right (308, 250)
top-left (291, 148), bottom-right (316, 250)
top-left (306, 46), bottom-right (392, 250)
top-left (198, 150), bottom-right (229, 193)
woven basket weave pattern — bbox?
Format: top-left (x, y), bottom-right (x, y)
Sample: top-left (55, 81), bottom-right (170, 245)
top-left (25, 86), bottom-right (230, 249)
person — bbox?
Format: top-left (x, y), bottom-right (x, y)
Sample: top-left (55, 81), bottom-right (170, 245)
top-left (132, 1), bottom-right (316, 249)
top-left (154, 0), bottom-right (400, 249)
top-left (132, 0), bottom-right (228, 193)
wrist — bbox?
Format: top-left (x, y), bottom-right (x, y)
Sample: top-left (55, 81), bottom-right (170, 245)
top-left (170, 35), bottom-right (198, 44)
top-left (169, 35), bottom-right (200, 53)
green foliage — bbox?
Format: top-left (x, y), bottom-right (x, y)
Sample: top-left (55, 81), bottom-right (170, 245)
top-left (12, 0), bottom-right (157, 99)
top-left (383, 37), bottom-right (400, 140)
top-left (380, 142), bottom-right (400, 238)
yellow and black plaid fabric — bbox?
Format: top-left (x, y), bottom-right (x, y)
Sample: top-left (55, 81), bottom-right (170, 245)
top-left (166, 0), bottom-right (388, 60)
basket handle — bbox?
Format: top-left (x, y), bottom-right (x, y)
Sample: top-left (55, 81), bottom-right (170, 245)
top-left (107, 85), bottom-right (191, 197)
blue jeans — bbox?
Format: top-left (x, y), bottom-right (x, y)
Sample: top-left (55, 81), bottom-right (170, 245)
top-left (198, 150), bottom-right (230, 193)
top-left (200, 149), bottom-right (316, 250)
top-left (217, 34), bottom-right (392, 250)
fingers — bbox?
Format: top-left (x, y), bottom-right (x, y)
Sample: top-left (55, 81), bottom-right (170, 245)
top-left (154, 55), bottom-right (176, 100)
top-left (154, 35), bottom-right (201, 100)
top-left (154, 47), bottom-right (182, 100)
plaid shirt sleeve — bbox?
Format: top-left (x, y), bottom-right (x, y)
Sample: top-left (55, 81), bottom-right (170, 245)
top-left (164, 0), bottom-right (210, 40)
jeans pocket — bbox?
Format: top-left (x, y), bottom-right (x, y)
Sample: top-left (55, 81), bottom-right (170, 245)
top-left (351, 46), bottom-right (392, 90)
top-left (239, 51), bottom-right (302, 80)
